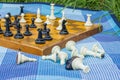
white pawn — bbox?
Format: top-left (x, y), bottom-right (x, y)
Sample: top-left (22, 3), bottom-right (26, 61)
top-left (20, 13), bottom-right (26, 23)
top-left (49, 3), bottom-right (56, 20)
top-left (16, 51), bottom-right (37, 64)
top-left (42, 53), bottom-right (57, 62)
top-left (56, 19), bottom-right (62, 30)
top-left (52, 46), bottom-right (68, 65)
top-left (84, 14), bottom-right (93, 27)
top-left (80, 46), bottom-right (103, 58)
top-left (92, 44), bottom-right (105, 54)
top-left (45, 15), bottom-right (51, 24)
top-left (35, 8), bottom-right (42, 23)
top-left (72, 57), bottom-right (90, 73)
top-left (66, 40), bottom-right (84, 58)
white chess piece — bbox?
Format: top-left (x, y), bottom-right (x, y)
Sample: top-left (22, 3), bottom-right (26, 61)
top-left (16, 51), bottom-right (37, 64)
top-left (56, 19), bottom-right (62, 30)
top-left (5, 14), bottom-right (9, 18)
top-left (52, 46), bottom-right (68, 65)
top-left (61, 10), bottom-right (66, 20)
top-left (35, 8), bottom-right (42, 23)
top-left (84, 14), bottom-right (93, 27)
top-left (80, 46), bottom-right (103, 58)
top-left (45, 15), bottom-right (51, 24)
top-left (66, 40), bottom-right (84, 58)
top-left (92, 44), bottom-right (105, 54)
top-left (49, 3), bottom-right (56, 20)
top-left (20, 13), bottom-right (26, 23)
top-left (42, 53), bottom-right (57, 62)
top-left (72, 57), bottom-right (90, 73)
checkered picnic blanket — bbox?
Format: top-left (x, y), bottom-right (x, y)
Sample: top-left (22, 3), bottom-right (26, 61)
top-left (0, 3), bottom-right (120, 80)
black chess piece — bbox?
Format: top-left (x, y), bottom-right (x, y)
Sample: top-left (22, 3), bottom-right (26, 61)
top-left (24, 24), bottom-right (32, 36)
top-left (35, 28), bottom-right (45, 44)
top-left (42, 23), bottom-right (47, 34)
top-left (30, 18), bottom-right (36, 28)
top-left (44, 28), bottom-right (53, 41)
top-left (14, 23), bottom-right (24, 39)
top-left (19, 6), bottom-right (24, 15)
top-left (7, 12), bottom-right (13, 27)
top-left (60, 20), bottom-right (69, 35)
top-left (4, 15), bottom-right (13, 37)
top-left (13, 15), bottom-right (18, 25)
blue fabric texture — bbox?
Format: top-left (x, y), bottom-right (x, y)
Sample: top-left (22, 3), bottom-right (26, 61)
top-left (0, 3), bottom-right (120, 80)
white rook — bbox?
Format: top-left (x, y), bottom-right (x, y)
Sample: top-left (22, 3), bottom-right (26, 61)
top-left (85, 14), bottom-right (93, 27)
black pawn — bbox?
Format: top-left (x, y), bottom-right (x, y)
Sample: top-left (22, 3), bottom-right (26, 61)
top-left (19, 6), bottom-right (24, 15)
top-left (14, 23), bottom-right (24, 39)
top-left (24, 24), bottom-right (32, 36)
top-left (35, 28), bottom-right (45, 44)
top-left (42, 23), bottom-right (47, 34)
top-left (30, 18), bottom-right (36, 28)
top-left (44, 28), bottom-right (53, 41)
top-left (60, 20), bottom-right (69, 35)
top-left (4, 16), bottom-right (13, 37)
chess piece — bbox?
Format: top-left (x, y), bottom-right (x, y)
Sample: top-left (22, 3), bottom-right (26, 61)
top-left (80, 46), bottom-right (104, 58)
top-left (42, 23), bottom-right (48, 34)
top-left (30, 18), bottom-right (36, 28)
top-left (45, 15), bottom-right (51, 24)
top-left (49, 3), bottom-right (56, 20)
top-left (92, 44), bottom-right (105, 54)
top-left (66, 40), bottom-right (84, 58)
top-left (16, 51), bottom-right (37, 64)
top-left (52, 46), bottom-right (68, 65)
top-left (14, 23), bottom-right (24, 39)
top-left (66, 56), bottom-right (90, 73)
top-left (35, 28), bottom-right (45, 44)
top-left (7, 12), bottom-right (12, 27)
top-left (4, 14), bottom-right (13, 37)
top-left (24, 24), bottom-right (32, 36)
top-left (85, 14), bottom-right (93, 27)
top-left (44, 28), bottom-right (53, 41)
top-left (35, 8), bottom-right (42, 23)
top-left (56, 19), bottom-right (62, 30)
top-left (19, 6), bottom-right (24, 15)
top-left (60, 20), bottom-right (69, 35)
top-left (61, 10), bottom-right (66, 20)
top-left (20, 13), bottom-right (26, 23)
top-left (13, 15), bottom-right (18, 25)
top-left (42, 53), bottom-right (57, 62)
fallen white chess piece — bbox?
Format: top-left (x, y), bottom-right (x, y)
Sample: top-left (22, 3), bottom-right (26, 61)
top-left (84, 14), bottom-right (93, 27)
top-left (92, 44), bottom-right (105, 54)
top-left (52, 46), bottom-right (68, 65)
top-left (16, 51), bottom-right (37, 64)
top-left (66, 40), bottom-right (84, 58)
top-left (80, 46), bottom-right (104, 58)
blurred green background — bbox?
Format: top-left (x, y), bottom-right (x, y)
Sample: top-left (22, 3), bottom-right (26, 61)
top-left (0, 0), bottom-right (120, 22)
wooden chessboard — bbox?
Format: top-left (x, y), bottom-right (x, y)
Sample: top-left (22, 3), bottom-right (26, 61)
top-left (0, 13), bottom-right (102, 56)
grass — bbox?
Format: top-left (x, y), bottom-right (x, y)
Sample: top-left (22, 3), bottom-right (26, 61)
top-left (0, 0), bottom-right (120, 22)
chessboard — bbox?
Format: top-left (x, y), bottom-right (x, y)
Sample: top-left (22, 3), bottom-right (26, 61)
top-left (0, 13), bottom-right (102, 56)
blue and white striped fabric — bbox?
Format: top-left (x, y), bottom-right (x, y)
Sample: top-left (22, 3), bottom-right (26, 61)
top-left (0, 3), bottom-right (120, 80)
